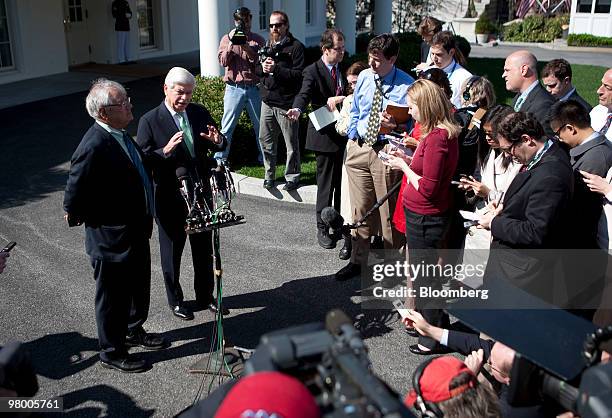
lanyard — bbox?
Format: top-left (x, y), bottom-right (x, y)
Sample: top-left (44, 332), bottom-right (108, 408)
top-left (446, 61), bottom-right (458, 79)
top-left (526, 140), bottom-right (552, 171)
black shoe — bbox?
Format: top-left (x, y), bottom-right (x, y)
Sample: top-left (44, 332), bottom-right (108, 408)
top-left (172, 304), bottom-right (194, 320)
top-left (317, 229), bottom-right (335, 249)
top-left (100, 356), bottom-right (148, 373)
top-left (263, 179), bottom-right (274, 190)
top-left (207, 300), bottom-right (230, 315)
top-left (126, 328), bottom-right (167, 351)
top-left (408, 344), bottom-right (452, 355)
top-left (335, 262), bottom-right (361, 281)
top-left (405, 327), bottom-right (419, 337)
top-left (283, 180), bottom-right (299, 191)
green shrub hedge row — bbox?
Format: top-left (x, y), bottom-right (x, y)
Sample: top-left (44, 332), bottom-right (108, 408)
top-left (568, 33), bottom-right (612, 47)
top-left (503, 14), bottom-right (569, 42)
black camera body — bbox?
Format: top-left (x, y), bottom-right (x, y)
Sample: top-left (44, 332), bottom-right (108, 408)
top-left (258, 44), bottom-right (280, 63)
top-left (229, 9), bottom-right (247, 45)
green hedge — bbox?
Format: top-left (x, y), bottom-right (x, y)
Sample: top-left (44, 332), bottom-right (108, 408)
top-left (568, 33), bottom-right (612, 47)
top-left (503, 14), bottom-right (569, 42)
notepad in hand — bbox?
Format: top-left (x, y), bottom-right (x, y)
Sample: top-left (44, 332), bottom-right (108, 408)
top-left (308, 106), bottom-right (340, 131)
top-left (380, 101), bottom-right (411, 134)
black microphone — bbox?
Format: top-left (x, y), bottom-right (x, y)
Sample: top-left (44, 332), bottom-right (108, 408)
top-left (176, 167), bottom-right (193, 210)
top-left (321, 207), bottom-right (352, 260)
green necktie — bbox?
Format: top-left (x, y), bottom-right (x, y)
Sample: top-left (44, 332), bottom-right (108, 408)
top-left (178, 112), bottom-right (195, 157)
top-left (363, 79), bottom-right (384, 146)
top-left (514, 96), bottom-right (525, 112)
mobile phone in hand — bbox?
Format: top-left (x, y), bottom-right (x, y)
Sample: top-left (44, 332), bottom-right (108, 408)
top-left (1, 241), bottom-right (16, 253)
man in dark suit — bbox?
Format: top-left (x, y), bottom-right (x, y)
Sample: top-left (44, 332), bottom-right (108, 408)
top-left (503, 51), bottom-right (556, 137)
top-left (286, 29), bottom-right (347, 248)
top-left (137, 67), bottom-right (226, 321)
top-left (541, 59), bottom-right (592, 112)
top-left (64, 79), bottom-right (166, 373)
top-left (479, 112), bottom-right (573, 302)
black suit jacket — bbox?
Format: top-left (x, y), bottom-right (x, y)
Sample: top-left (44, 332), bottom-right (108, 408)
top-left (446, 330), bottom-right (494, 359)
top-left (63, 123), bottom-right (153, 261)
top-left (292, 59), bottom-right (348, 153)
top-left (513, 84), bottom-right (556, 137)
top-left (487, 143), bottom-right (572, 299)
top-left (566, 90), bottom-right (593, 112)
top-left (136, 102), bottom-right (226, 221)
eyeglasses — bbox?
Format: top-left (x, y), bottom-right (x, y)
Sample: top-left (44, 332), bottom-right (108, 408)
top-left (485, 360), bottom-right (509, 378)
top-left (269, 22), bottom-right (285, 29)
top-left (105, 97), bottom-right (131, 108)
top-left (553, 125), bottom-right (565, 141)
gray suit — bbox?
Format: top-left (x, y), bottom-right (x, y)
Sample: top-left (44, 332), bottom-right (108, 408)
top-left (513, 83), bottom-right (556, 138)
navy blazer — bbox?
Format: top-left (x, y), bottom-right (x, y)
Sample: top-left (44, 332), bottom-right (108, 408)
top-left (513, 84), bottom-right (556, 138)
top-left (566, 90), bottom-right (592, 113)
top-left (63, 123), bottom-right (153, 261)
top-left (292, 59), bottom-right (348, 153)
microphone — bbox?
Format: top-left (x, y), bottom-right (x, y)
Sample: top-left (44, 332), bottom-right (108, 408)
top-left (176, 167), bottom-right (193, 210)
top-left (321, 207), bottom-right (353, 260)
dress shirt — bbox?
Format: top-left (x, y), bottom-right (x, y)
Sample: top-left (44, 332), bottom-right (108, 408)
top-left (590, 104), bottom-right (612, 141)
top-left (559, 87), bottom-right (576, 102)
top-left (164, 101), bottom-right (190, 132)
top-left (441, 59), bottom-right (472, 108)
top-left (348, 67), bottom-right (414, 140)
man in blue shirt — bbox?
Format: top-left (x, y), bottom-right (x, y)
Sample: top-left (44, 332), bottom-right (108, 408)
top-left (335, 34), bottom-right (415, 281)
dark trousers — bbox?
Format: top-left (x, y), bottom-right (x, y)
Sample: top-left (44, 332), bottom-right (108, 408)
top-left (405, 208), bottom-right (450, 349)
top-left (92, 242), bottom-right (150, 361)
top-left (157, 215), bottom-right (214, 307)
top-left (315, 150), bottom-right (344, 230)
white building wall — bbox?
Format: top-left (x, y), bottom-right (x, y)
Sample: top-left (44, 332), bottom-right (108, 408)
top-left (570, 0), bottom-right (612, 37)
top-left (0, 0), bottom-right (68, 84)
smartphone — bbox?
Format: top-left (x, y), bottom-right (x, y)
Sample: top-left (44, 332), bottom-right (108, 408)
top-left (451, 181), bottom-right (462, 186)
top-left (1, 241), bottom-right (16, 253)
top-left (392, 299), bottom-right (413, 325)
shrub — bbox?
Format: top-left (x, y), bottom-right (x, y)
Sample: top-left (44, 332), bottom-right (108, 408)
top-left (475, 14), bottom-right (497, 34)
top-left (503, 14), bottom-right (569, 42)
top-left (568, 33), bottom-right (612, 47)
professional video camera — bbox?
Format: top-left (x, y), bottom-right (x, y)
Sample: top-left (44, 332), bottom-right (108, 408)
top-left (176, 161), bottom-right (244, 234)
top-left (245, 310), bottom-right (415, 417)
top-left (229, 8), bottom-right (248, 45)
top-left (258, 43), bottom-right (281, 63)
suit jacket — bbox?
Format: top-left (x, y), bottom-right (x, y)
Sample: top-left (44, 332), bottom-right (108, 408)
top-left (111, 0), bottom-right (131, 31)
top-left (63, 123), bottom-right (153, 261)
top-left (446, 330), bottom-right (494, 359)
top-left (486, 143), bottom-right (573, 299)
top-left (292, 59), bottom-right (348, 153)
top-left (513, 84), bottom-right (556, 138)
top-left (566, 90), bottom-right (593, 113)
top-left (136, 102), bottom-right (226, 222)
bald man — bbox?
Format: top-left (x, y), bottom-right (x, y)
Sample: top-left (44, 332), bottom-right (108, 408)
top-left (503, 50), bottom-right (555, 137)
top-left (590, 68), bottom-right (612, 141)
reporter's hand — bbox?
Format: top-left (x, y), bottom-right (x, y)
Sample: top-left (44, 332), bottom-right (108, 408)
top-left (285, 108), bottom-right (301, 121)
top-left (404, 310), bottom-right (429, 336)
top-left (326, 96), bottom-right (345, 111)
top-left (380, 111), bottom-right (397, 131)
top-left (464, 349), bottom-right (484, 374)
top-left (581, 170), bottom-right (612, 196)
top-left (460, 176), bottom-right (490, 197)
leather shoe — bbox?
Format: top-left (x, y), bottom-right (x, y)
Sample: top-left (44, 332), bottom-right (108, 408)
top-left (126, 328), bottom-right (167, 351)
top-left (207, 300), bottom-right (230, 315)
top-left (263, 179), bottom-right (274, 190)
top-left (100, 356), bottom-right (148, 373)
top-left (172, 305), bottom-right (194, 320)
top-left (334, 262), bottom-right (361, 281)
top-left (409, 344), bottom-right (452, 355)
top-left (283, 180), bottom-right (299, 191)
top-left (317, 229), bottom-right (335, 249)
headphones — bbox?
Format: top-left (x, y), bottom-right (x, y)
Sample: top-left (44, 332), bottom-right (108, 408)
top-left (411, 357), bottom-right (444, 418)
top-left (462, 76), bottom-right (481, 103)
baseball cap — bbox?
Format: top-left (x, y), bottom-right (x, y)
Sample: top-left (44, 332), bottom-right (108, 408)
top-left (215, 371), bottom-right (320, 418)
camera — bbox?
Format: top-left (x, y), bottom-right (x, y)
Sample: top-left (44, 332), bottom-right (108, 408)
top-left (229, 8), bottom-right (248, 45)
top-left (258, 44), bottom-right (280, 63)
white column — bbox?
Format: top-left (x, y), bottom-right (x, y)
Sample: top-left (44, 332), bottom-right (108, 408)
top-left (335, 0), bottom-right (356, 54)
top-left (373, 0), bottom-right (392, 34)
top-left (197, 0), bottom-right (229, 76)
top-left (282, 0), bottom-right (306, 45)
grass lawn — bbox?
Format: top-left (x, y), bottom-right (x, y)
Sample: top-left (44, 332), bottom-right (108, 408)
top-left (234, 58), bottom-right (607, 185)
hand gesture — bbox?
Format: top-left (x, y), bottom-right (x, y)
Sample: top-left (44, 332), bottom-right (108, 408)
top-left (285, 108), bottom-right (301, 121)
top-left (163, 131), bottom-right (183, 155)
top-left (581, 170), bottom-right (612, 196)
top-left (200, 125), bottom-right (222, 144)
top-left (464, 349), bottom-right (484, 374)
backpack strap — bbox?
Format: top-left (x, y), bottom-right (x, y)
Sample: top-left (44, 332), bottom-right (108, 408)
top-left (468, 108), bottom-right (487, 131)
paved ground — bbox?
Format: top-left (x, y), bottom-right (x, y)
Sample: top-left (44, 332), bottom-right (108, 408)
top-left (0, 75), bottom-right (425, 417)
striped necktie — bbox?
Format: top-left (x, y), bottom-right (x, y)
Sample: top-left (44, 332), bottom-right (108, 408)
top-left (514, 95), bottom-right (525, 112)
top-left (600, 113), bottom-right (612, 135)
top-left (123, 132), bottom-right (154, 215)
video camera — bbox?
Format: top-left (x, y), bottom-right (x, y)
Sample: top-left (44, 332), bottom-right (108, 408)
top-left (229, 8), bottom-right (248, 45)
top-left (258, 44), bottom-right (281, 63)
top-left (245, 310), bottom-right (415, 417)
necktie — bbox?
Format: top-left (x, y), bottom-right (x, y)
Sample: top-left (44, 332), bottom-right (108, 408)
top-left (331, 66), bottom-right (341, 96)
top-left (514, 95), bottom-right (525, 112)
top-left (363, 79), bottom-right (383, 146)
top-left (123, 132), bottom-right (154, 215)
top-left (600, 113), bottom-right (612, 135)
top-left (178, 112), bottom-right (195, 157)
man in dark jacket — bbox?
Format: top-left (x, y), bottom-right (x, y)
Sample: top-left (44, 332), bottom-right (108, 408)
top-left (111, 0), bottom-right (132, 64)
top-left (541, 59), bottom-right (592, 112)
top-left (286, 29), bottom-right (347, 248)
top-left (255, 10), bottom-right (305, 191)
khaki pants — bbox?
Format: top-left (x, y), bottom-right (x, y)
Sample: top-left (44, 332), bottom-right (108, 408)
top-left (345, 140), bottom-right (404, 264)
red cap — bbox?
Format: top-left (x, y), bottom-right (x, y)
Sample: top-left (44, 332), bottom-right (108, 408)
top-left (404, 356), bottom-right (476, 407)
top-left (215, 371), bottom-right (321, 418)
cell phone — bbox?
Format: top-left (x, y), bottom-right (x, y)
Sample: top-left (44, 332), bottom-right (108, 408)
top-left (1, 242), bottom-right (16, 253)
top-left (378, 151), bottom-right (390, 162)
top-left (392, 299), bottom-right (413, 323)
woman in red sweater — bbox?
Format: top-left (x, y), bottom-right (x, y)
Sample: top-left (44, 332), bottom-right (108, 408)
top-left (385, 79), bottom-right (460, 354)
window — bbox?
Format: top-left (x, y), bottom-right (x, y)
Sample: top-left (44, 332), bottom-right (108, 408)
top-left (137, 0), bottom-right (155, 48)
top-left (306, 0), bottom-right (312, 24)
top-left (68, 0), bottom-right (83, 22)
top-left (576, 0), bottom-right (593, 12)
top-left (259, 0), bottom-right (270, 31)
top-left (0, 0), bottom-right (13, 69)
top-left (594, 0), bottom-right (611, 13)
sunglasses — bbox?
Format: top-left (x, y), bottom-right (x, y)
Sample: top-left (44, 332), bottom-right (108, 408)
top-left (269, 22), bottom-right (285, 29)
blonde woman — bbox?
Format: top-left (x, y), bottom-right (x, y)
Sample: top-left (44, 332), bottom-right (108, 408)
top-left (385, 79), bottom-right (460, 355)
